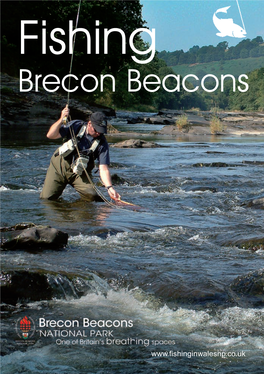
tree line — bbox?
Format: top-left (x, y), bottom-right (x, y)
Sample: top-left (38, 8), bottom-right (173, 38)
top-left (1, 0), bottom-right (183, 109)
top-left (1, 1), bottom-right (263, 111)
top-left (158, 37), bottom-right (264, 66)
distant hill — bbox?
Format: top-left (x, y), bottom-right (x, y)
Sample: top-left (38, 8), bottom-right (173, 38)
top-left (170, 56), bottom-right (264, 84)
top-left (159, 37), bottom-right (264, 87)
top-left (158, 37), bottom-right (264, 66)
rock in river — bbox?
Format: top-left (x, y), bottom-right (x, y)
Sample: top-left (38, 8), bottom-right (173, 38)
top-left (229, 269), bottom-right (264, 307)
top-left (0, 224), bottom-right (68, 250)
top-left (111, 139), bottom-right (161, 148)
top-left (222, 234), bottom-right (264, 252)
top-left (0, 271), bottom-right (95, 305)
top-left (245, 195), bottom-right (264, 209)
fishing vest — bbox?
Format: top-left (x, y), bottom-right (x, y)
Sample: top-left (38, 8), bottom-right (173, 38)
top-left (54, 124), bottom-right (101, 175)
top-left (55, 124), bottom-right (100, 159)
top-left (71, 137), bottom-right (101, 175)
top-left (57, 124), bottom-right (87, 158)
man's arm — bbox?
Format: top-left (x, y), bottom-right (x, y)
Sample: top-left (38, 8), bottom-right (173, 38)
top-left (47, 107), bottom-right (69, 139)
top-left (99, 164), bottom-right (120, 200)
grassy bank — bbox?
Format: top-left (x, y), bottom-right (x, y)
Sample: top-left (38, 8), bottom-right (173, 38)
top-left (171, 56), bottom-right (264, 81)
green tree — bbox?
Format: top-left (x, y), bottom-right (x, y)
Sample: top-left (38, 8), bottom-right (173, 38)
top-left (112, 41), bottom-right (184, 110)
top-left (1, 0), bottom-right (144, 79)
top-left (189, 45), bottom-right (200, 54)
top-left (217, 41), bottom-right (228, 50)
top-left (250, 47), bottom-right (260, 58)
top-left (154, 65), bottom-right (183, 109)
top-left (252, 36), bottom-right (263, 44)
top-left (229, 68), bottom-right (264, 111)
top-left (240, 48), bottom-right (249, 58)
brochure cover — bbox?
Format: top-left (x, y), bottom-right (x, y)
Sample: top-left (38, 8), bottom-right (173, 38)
top-left (1, 1), bottom-right (264, 373)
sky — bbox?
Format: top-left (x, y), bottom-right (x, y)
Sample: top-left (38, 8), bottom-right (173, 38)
top-left (140, 0), bottom-right (264, 52)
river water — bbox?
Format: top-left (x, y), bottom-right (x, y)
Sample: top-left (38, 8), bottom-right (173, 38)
top-left (1, 114), bottom-right (264, 373)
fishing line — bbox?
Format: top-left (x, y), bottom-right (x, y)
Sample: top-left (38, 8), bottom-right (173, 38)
top-left (66, 0), bottom-right (82, 105)
top-left (64, 1), bottom-right (141, 211)
top-left (69, 125), bottom-right (124, 209)
top-left (236, 0), bottom-right (246, 32)
top-left (69, 123), bottom-right (143, 211)
top-left (64, 0), bottom-right (119, 209)
top-left (62, 0), bottom-right (82, 125)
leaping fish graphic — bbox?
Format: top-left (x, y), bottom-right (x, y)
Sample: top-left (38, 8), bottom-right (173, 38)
top-left (213, 6), bottom-right (247, 38)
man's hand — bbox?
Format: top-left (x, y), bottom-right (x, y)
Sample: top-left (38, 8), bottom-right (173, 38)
top-left (107, 187), bottom-right (121, 200)
top-left (47, 106), bottom-right (70, 139)
top-left (60, 106), bottom-right (70, 123)
top-left (98, 164), bottom-right (121, 200)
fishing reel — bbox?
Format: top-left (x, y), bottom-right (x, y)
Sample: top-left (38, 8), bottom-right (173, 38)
top-left (62, 116), bottom-right (69, 126)
top-left (62, 104), bottom-right (72, 127)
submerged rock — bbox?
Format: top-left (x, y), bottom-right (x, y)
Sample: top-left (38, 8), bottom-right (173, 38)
top-left (1, 271), bottom-right (54, 304)
top-left (224, 236), bottom-right (264, 251)
top-left (193, 162), bottom-right (230, 167)
top-left (221, 231), bottom-right (264, 251)
top-left (242, 160), bottom-right (264, 165)
top-left (96, 173), bottom-right (134, 187)
top-left (111, 139), bottom-right (161, 148)
top-left (185, 186), bottom-right (217, 193)
top-left (0, 271), bottom-right (95, 305)
top-left (93, 228), bottom-right (124, 239)
top-left (0, 225), bottom-right (68, 250)
top-left (229, 269), bottom-right (264, 307)
top-left (111, 173), bottom-right (130, 185)
top-left (0, 223), bottom-right (36, 232)
top-left (245, 196), bottom-right (264, 209)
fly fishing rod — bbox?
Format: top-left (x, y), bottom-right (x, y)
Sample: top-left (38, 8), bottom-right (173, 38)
top-left (63, 0), bottom-right (116, 207)
top-left (67, 0), bottom-right (82, 106)
top-left (62, 0), bottom-right (82, 124)
top-left (63, 0), bottom-right (142, 211)
top-left (236, 0), bottom-right (246, 32)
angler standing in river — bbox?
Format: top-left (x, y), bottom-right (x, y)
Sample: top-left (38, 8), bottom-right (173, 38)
top-left (40, 106), bottom-right (120, 201)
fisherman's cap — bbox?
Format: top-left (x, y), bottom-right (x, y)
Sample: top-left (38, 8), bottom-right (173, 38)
top-left (90, 112), bottom-right (107, 134)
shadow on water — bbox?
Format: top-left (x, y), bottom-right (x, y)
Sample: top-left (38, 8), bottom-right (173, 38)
top-left (41, 197), bottom-right (165, 234)
top-left (40, 198), bottom-right (114, 235)
top-left (1, 125), bottom-right (52, 147)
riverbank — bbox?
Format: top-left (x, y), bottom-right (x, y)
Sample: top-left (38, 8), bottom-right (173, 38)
top-left (0, 73), bottom-right (115, 127)
top-left (1, 72), bottom-right (264, 137)
top-left (153, 110), bottom-right (264, 137)
top-left (109, 109), bottom-right (264, 137)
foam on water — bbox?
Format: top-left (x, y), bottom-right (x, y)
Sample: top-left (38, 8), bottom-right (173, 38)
top-left (58, 288), bottom-right (264, 347)
top-left (69, 226), bottom-right (187, 252)
top-left (2, 288), bottom-right (263, 374)
top-left (0, 186), bottom-right (40, 193)
top-left (1, 345), bottom-right (79, 374)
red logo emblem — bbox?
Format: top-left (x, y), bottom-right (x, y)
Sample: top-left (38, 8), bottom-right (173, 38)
top-left (20, 316), bottom-right (31, 339)
top-left (16, 316), bottom-right (35, 340)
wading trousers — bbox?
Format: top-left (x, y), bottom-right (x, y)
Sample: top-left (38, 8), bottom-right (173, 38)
top-left (40, 150), bottom-right (101, 201)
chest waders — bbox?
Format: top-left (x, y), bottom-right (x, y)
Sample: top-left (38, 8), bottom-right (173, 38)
top-left (40, 126), bottom-right (101, 200)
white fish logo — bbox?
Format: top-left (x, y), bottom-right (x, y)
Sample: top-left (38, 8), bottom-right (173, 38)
top-left (213, 3), bottom-right (247, 38)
